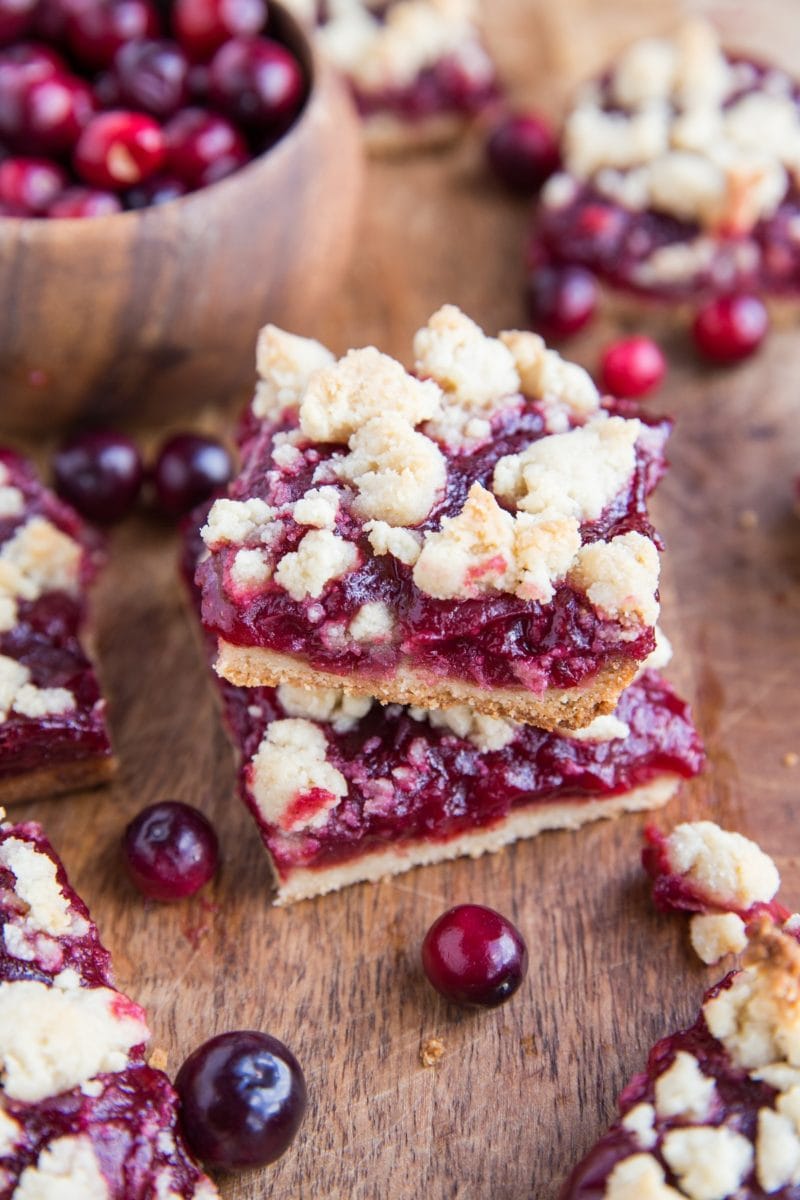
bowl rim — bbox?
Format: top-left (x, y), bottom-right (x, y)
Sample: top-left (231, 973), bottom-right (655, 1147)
top-left (0, 0), bottom-right (330, 233)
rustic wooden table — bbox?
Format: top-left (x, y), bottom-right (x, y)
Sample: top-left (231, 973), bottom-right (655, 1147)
top-left (10, 1), bottom-right (800, 1197)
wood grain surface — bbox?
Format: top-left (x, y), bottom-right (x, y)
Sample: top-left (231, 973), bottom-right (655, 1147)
top-left (9, 1), bottom-right (800, 1197)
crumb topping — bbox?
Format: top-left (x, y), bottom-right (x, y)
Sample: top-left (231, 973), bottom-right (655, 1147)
top-left (291, 486), bottom-right (340, 530)
top-left (689, 912), bottom-right (747, 965)
top-left (254, 324), bottom-right (334, 421)
top-left (336, 414), bottom-right (446, 526)
top-left (202, 498), bottom-right (275, 548)
top-left (13, 1135), bottom-right (109, 1199)
top-left (620, 1103), bottom-right (656, 1149)
top-left (249, 718), bottom-right (348, 832)
top-left (0, 1106), bottom-right (21, 1157)
top-left (0, 838), bottom-right (73, 936)
top-left (756, 1106), bottom-right (800, 1191)
top-left (560, 713), bottom-right (630, 743)
top-left (603, 1154), bottom-right (682, 1199)
top-left (0, 655), bottom-right (75, 725)
top-left (229, 547), bottom-right (273, 594)
top-left (498, 330), bottom-right (600, 433)
top-left (0, 517), bottom-right (82, 636)
top-left (560, 18), bottom-right (800, 234)
top-left (364, 520), bottom-right (422, 566)
top-left (653, 1051), bottom-right (716, 1122)
top-left (665, 821), bottom-right (781, 911)
top-left (0, 486), bottom-right (23, 520)
top-left (0, 980), bottom-right (148, 1102)
top-left (408, 701), bottom-right (518, 752)
top-left (347, 601), bottom-right (395, 643)
top-left (276, 685), bottom-right (373, 732)
top-left (274, 529), bottom-right (359, 601)
top-left (661, 1126), bottom-right (753, 1200)
top-left (567, 531), bottom-right (660, 633)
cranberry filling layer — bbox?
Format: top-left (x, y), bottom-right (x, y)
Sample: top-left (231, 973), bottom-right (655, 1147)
top-left (352, 54), bottom-right (499, 124)
top-left (219, 670), bottom-right (703, 877)
top-left (198, 401), bottom-right (669, 694)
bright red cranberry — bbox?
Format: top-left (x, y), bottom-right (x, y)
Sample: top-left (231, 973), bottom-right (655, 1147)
top-left (208, 37), bottom-right (304, 130)
top-left (66, 0), bottom-right (160, 69)
top-left (115, 38), bottom-right (189, 118)
top-left (173, 0), bottom-right (267, 62)
top-left (164, 105), bottom-right (247, 187)
top-left (18, 72), bottom-right (94, 154)
top-left (421, 904), bottom-right (528, 1008)
top-left (123, 801), bottom-right (219, 902)
top-left (153, 433), bottom-right (233, 516)
top-left (53, 430), bottom-right (143, 522)
top-left (692, 294), bottom-right (769, 363)
top-left (600, 336), bottom-right (666, 399)
top-left (176, 1031), bottom-right (306, 1169)
top-left (0, 43), bottom-right (64, 138)
top-left (0, 155), bottom-right (65, 214)
top-left (74, 109), bottom-right (166, 189)
top-left (125, 171), bottom-right (186, 206)
top-left (525, 264), bottom-right (598, 338)
top-left (0, 0), bottom-right (37, 46)
top-left (48, 184), bottom-right (121, 215)
top-left (486, 111), bottom-right (559, 195)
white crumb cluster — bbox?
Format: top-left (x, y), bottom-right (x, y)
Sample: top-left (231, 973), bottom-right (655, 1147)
top-left (559, 18), bottom-right (800, 249)
top-left (408, 702), bottom-right (518, 752)
top-left (620, 1103), bottom-right (656, 1150)
top-left (703, 945), bottom-right (800, 1071)
top-left (253, 324), bottom-right (334, 420)
top-left (567, 532), bottom-right (660, 633)
top-left (13, 1135), bottom-right (110, 1199)
top-left (661, 1125), bottom-right (753, 1200)
top-left (756, 1103), bottom-right (800, 1191)
top-left (274, 530), bottom-right (360, 602)
top-left (347, 601), bottom-right (395, 643)
top-left (364, 521), bottom-right (422, 566)
top-left (603, 1154), bottom-right (681, 1199)
top-left (499, 330), bottom-right (600, 433)
top-left (0, 485), bottom-right (23, 520)
top-left (0, 517), bottom-right (83, 635)
top-left (249, 718), bottom-right (348, 832)
top-left (335, 414), bottom-right (447, 526)
top-left (0, 654), bottom-right (75, 726)
top-left (560, 713), bottom-right (630, 743)
top-left (665, 821), bottom-right (781, 911)
top-left (689, 912), bottom-right (748, 965)
top-left (0, 838), bottom-right (74, 937)
top-left (0, 1106), bottom-right (22, 1157)
top-left (292, 486), bottom-right (340, 530)
top-left (0, 980), bottom-right (148, 1103)
top-left (276, 684), bottom-right (373, 732)
top-left (201, 498), bottom-right (275, 548)
top-left (309, 0), bottom-right (491, 94)
top-left (654, 1051), bottom-right (716, 1122)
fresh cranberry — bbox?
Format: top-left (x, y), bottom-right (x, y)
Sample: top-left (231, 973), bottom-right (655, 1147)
top-left (93, 69), bottom-right (120, 107)
top-left (53, 430), bottom-right (143, 522)
top-left (18, 72), bottom-right (94, 154)
top-left (421, 904), bottom-right (528, 1008)
top-left (66, 0), bottom-right (160, 69)
top-left (0, 0), bottom-right (37, 46)
top-left (153, 433), bottom-right (233, 516)
top-left (125, 171), bottom-right (186, 206)
top-left (34, 0), bottom-right (70, 39)
top-left (0, 43), bottom-right (64, 138)
top-left (692, 294), bottom-right (769, 363)
top-left (173, 0), bottom-right (268, 62)
top-left (49, 184), bottom-right (121, 215)
top-left (486, 111), bottom-right (559, 195)
top-left (208, 37), bottom-right (304, 130)
top-left (115, 38), bottom-right (189, 118)
top-left (74, 109), bottom-right (166, 189)
top-left (176, 1031), bottom-right (306, 1169)
top-left (600, 336), bottom-right (666, 399)
top-left (123, 801), bottom-right (219, 901)
top-left (0, 155), bottom-right (65, 213)
top-left (525, 264), bottom-right (598, 337)
top-left (164, 105), bottom-right (247, 187)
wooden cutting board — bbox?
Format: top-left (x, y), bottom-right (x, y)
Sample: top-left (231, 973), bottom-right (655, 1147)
top-left (9, 1), bottom-right (800, 1196)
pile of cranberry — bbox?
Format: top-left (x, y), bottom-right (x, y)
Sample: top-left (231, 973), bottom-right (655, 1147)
top-left (0, 0), bottom-right (306, 217)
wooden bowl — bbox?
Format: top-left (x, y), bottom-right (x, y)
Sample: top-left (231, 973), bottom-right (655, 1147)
top-left (0, 5), bottom-right (364, 437)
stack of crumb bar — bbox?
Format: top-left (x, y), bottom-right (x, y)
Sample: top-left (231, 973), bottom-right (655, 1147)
top-left (191, 305), bottom-right (703, 903)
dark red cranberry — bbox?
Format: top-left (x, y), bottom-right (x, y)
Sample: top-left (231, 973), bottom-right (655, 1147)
top-left (18, 72), bottom-right (94, 154)
top-left (176, 1031), bottom-right (306, 1169)
top-left (66, 0), bottom-right (160, 69)
top-left (93, 69), bottom-right (120, 107)
top-left (0, 0), bottom-right (37, 46)
top-left (208, 37), bottom-right (303, 130)
top-left (421, 904), bottom-right (528, 1008)
top-left (600, 336), bottom-right (666, 399)
top-left (123, 801), bottom-right (219, 902)
top-left (173, 0), bottom-right (268, 62)
top-left (0, 155), bottom-right (65, 213)
top-left (692, 294), bottom-right (768, 363)
top-left (125, 171), bottom-right (186, 206)
top-left (164, 105), bottom-right (247, 187)
top-left (53, 430), bottom-right (143, 522)
top-left (115, 38), bottom-right (189, 118)
top-left (34, 0), bottom-right (70, 39)
top-left (486, 111), bottom-right (559, 195)
top-left (153, 433), bottom-right (233, 516)
top-left (74, 109), bottom-right (166, 189)
top-left (525, 264), bottom-right (598, 338)
top-left (48, 184), bottom-right (121, 215)
top-left (0, 43), bottom-right (64, 138)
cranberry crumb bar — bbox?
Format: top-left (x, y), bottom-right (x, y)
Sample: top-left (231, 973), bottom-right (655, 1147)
top-left (561, 920), bottom-right (800, 1200)
top-left (197, 306), bottom-right (669, 731)
top-left (532, 19), bottom-right (800, 301)
top-left (283, 0), bottom-right (498, 153)
top-left (644, 821), bottom-right (793, 965)
top-left (0, 813), bottom-right (217, 1198)
top-left (0, 449), bottom-right (114, 804)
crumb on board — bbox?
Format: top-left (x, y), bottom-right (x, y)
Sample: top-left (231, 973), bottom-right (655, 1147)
top-left (737, 509), bottom-right (759, 530)
top-left (148, 1047), bottom-right (169, 1071)
top-left (783, 752), bottom-right (799, 767)
top-left (520, 1034), bottom-right (537, 1056)
top-left (420, 1037), bottom-right (446, 1068)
